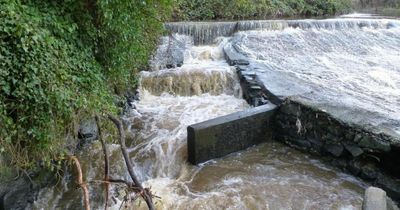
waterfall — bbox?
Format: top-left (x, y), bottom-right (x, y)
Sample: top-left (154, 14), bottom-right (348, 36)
top-left (230, 17), bottom-right (400, 133)
top-left (165, 18), bottom-right (398, 45)
top-left (31, 16), bottom-right (386, 210)
top-left (164, 22), bottom-right (238, 45)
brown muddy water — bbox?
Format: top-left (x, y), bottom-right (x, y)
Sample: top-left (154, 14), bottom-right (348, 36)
top-left (32, 21), bottom-right (369, 210)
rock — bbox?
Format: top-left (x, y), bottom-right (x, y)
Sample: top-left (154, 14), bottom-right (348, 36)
top-left (0, 169), bottom-right (55, 210)
top-left (387, 197), bottom-right (400, 210)
top-left (279, 102), bottom-right (300, 116)
top-left (354, 133), bottom-right (363, 142)
top-left (1, 178), bottom-right (31, 210)
top-left (358, 136), bottom-right (391, 152)
top-left (360, 163), bottom-right (379, 180)
top-left (345, 144), bottom-right (364, 157)
top-left (308, 138), bottom-right (324, 152)
top-left (291, 138), bottom-right (312, 149)
top-left (377, 175), bottom-right (400, 201)
top-left (323, 143), bottom-right (344, 157)
top-left (345, 131), bottom-right (355, 141)
top-left (150, 34), bottom-right (189, 70)
top-left (78, 118), bottom-right (98, 147)
top-left (331, 159), bottom-right (347, 169)
top-left (327, 125), bottom-right (342, 136)
top-left (321, 132), bottom-right (337, 142)
top-left (363, 187), bottom-right (387, 210)
top-left (347, 159), bottom-right (363, 175)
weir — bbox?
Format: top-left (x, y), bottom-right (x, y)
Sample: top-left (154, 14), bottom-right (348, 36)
top-left (32, 15), bottom-right (400, 209)
top-left (165, 18), bottom-right (398, 45)
top-left (220, 15), bottom-right (400, 203)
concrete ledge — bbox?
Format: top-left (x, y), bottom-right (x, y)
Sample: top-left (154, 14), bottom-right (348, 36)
top-left (187, 104), bottom-right (277, 164)
top-left (236, 65), bottom-right (283, 106)
top-left (223, 44), bottom-right (249, 66)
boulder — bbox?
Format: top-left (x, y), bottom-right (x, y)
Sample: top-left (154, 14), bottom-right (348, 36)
top-left (77, 118), bottom-right (98, 148)
top-left (323, 143), bottom-right (344, 157)
top-left (358, 136), bottom-right (391, 152)
top-left (387, 197), bottom-right (400, 210)
top-left (344, 144), bottom-right (364, 157)
top-left (363, 187), bottom-right (387, 210)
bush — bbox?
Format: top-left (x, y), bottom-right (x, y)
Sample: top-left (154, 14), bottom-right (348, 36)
top-left (96, 0), bottom-right (173, 93)
top-left (173, 0), bottom-right (352, 21)
top-left (0, 0), bottom-right (172, 171)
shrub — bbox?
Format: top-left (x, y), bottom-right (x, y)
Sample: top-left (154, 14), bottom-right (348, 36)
top-left (0, 0), bottom-right (172, 171)
top-left (173, 0), bottom-right (352, 21)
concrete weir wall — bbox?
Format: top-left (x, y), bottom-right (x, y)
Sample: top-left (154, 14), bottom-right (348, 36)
top-left (185, 27), bottom-right (400, 204)
top-left (187, 104), bottom-right (276, 165)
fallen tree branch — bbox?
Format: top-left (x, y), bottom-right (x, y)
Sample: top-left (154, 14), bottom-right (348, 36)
top-left (68, 156), bottom-right (91, 210)
top-left (96, 115), bottom-right (110, 210)
top-left (108, 114), bottom-right (155, 210)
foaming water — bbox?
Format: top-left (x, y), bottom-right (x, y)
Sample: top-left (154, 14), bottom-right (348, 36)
top-left (232, 19), bottom-right (400, 131)
top-left (125, 91), bottom-right (249, 180)
top-left (143, 38), bottom-right (240, 96)
top-left (33, 18), bottom-right (371, 210)
top-left (165, 18), bottom-right (398, 45)
top-left (144, 142), bottom-right (366, 210)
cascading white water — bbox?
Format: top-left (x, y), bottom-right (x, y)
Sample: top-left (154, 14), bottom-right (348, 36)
top-left (32, 17), bottom-right (383, 210)
top-left (230, 17), bottom-right (400, 134)
top-left (142, 38), bottom-right (241, 96)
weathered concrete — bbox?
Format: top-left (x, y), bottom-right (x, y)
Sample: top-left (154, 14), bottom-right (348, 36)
top-left (223, 44), bottom-right (249, 66)
top-left (175, 17), bottom-right (400, 204)
top-left (224, 43), bottom-right (282, 106)
top-left (363, 187), bottom-right (387, 210)
top-left (218, 21), bottom-right (400, 202)
top-left (165, 19), bottom-right (393, 45)
top-left (187, 104), bottom-right (276, 164)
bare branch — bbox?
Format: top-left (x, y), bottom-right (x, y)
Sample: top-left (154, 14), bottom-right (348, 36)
top-left (107, 114), bottom-right (155, 210)
top-left (68, 156), bottom-right (91, 210)
top-left (95, 115), bottom-right (109, 210)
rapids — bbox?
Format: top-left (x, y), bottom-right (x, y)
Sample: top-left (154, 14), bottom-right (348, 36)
top-left (31, 16), bottom-right (395, 210)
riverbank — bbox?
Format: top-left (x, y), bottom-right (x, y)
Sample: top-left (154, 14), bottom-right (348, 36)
top-left (172, 0), bottom-right (352, 21)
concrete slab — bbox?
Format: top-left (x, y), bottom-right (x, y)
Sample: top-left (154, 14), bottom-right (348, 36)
top-left (187, 104), bottom-right (276, 164)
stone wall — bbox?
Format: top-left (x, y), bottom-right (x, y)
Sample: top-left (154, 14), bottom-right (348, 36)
top-left (275, 99), bottom-right (400, 201)
top-left (222, 41), bottom-right (400, 202)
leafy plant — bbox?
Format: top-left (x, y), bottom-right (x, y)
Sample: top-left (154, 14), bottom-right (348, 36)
top-left (0, 0), bottom-right (172, 171)
top-left (173, 0), bottom-right (352, 20)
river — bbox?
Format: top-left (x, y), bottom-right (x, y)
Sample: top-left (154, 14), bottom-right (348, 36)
top-left (31, 14), bottom-right (400, 210)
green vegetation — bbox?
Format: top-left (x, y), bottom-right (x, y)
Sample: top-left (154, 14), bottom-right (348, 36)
top-left (355, 0), bottom-right (400, 16)
top-left (0, 0), bottom-right (172, 173)
top-left (0, 0), bottom-right (352, 176)
top-left (173, 0), bottom-right (352, 21)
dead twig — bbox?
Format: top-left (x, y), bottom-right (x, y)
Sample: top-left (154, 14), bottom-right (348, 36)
top-left (68, 156), bottom-right (90, 210)
top-left (107, 114), bottom-right (155, 210)
top-left (95, 115), bottom-right (110, 210)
